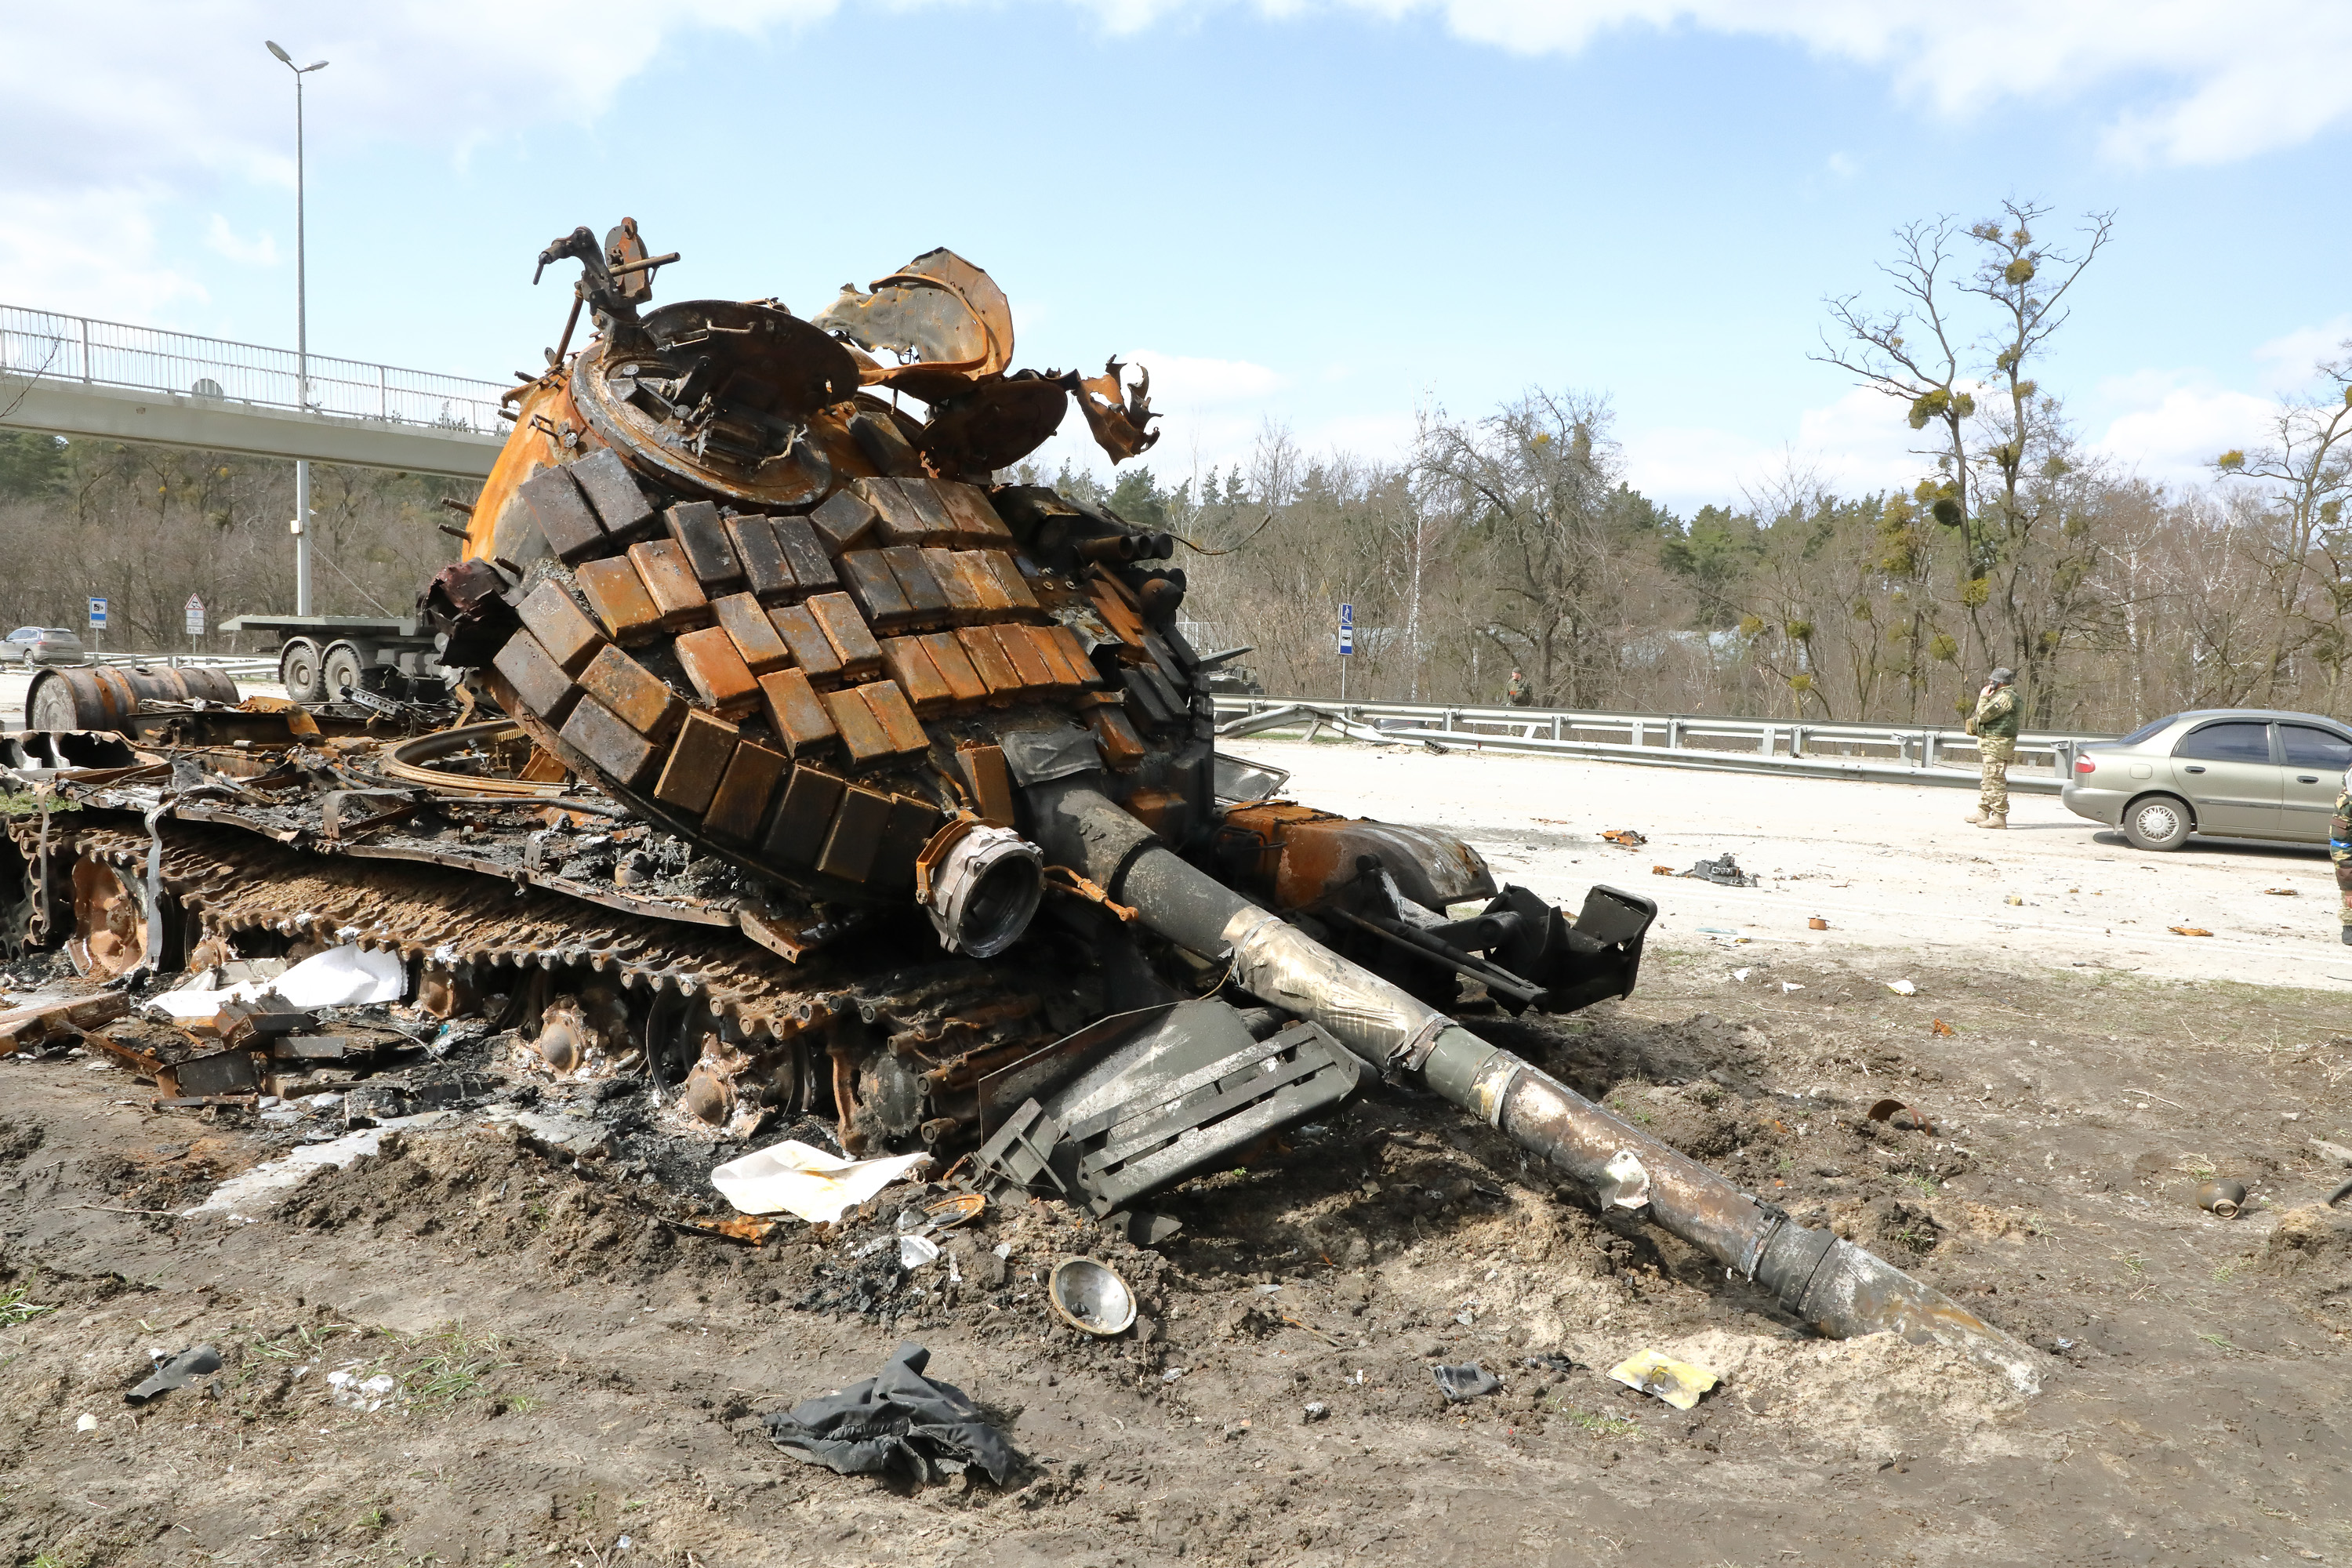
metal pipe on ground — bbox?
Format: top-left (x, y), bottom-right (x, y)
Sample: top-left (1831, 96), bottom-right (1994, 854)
top-left (1026, 779), bottom-right (2042, 1392)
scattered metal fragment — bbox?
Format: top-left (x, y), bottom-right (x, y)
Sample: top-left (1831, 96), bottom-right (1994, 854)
top-left (1599, 829), bottom-right (1646, 849)
top-left (125, 1345), bottom-right (222, 1405)
top-left (2198, 1179), bottom-right (2248, 1218)
top-left (1430, 1363), bottom-right (1501, 1402)
top-left (1679, 854), bottom-right (1758, 887)
top-left (1047, 1257), bottom-right (1137, 1337)
top-left (1867, 1098), bottom-right (1936, 1134)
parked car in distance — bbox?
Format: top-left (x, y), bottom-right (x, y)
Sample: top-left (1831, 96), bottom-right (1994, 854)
top-left (1, 626), bottom-right (87, 666)
top-left (2062, 708), bottom-right (2352, 850)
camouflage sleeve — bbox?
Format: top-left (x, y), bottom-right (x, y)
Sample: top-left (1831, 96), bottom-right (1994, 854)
top-left (1986, 689), bottom-right (2017, 724)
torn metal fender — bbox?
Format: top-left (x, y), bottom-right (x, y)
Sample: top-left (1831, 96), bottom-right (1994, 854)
top-left (1072, 358), bottom-right (1160, 464)
top-left (812, 249), bottom-right (1014, 379)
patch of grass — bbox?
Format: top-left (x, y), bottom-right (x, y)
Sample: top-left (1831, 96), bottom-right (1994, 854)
top-left (503, 1392), bottom-right (542, 1415)
top-left (2198, 1332), bottom-right (2238, 1352)
top-left (1903, 1173), bottom-right (1939, 1199)
top-left (0, 1285), bottom-right (57, 1327)
top-left (2119, 1254), bottom-right (2147, 1278)
top-left (1555, 1406), bottom-right (1640, 1439)
top-left (251, 1322), bottom-right (359, 1362)
top-left (2211, 1261), bottom-right (2241, 1284)
top-left (525, 1200), bottom-right (552, 1230)
top-left (403, 1323), bottom-right (509, 1406)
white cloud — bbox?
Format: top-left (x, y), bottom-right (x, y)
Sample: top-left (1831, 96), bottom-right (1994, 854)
top-left (1117, 349), bottom-right (1286, 408)
top-left (1028, 0), bottom-right (2352, 165)
top-left (2251, 314), bottom-right (2352, 391)
top-left (0, 0), bottom-right (2342, 354)
top-left (204, 215), bottom-right (278, 267)
top-left (2086, 370), bottom-right (2275, 486)
top-left (1210, 0), bottom-right (2352, 168)
top-left (0, 191), bottom-right (205, 321)
top-left (1625, 384), bottom-right (1932, 513)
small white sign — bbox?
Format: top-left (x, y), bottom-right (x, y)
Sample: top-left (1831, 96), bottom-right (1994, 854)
top-left (184, 594), bottom-right (204, 637)
top-left (87, 596), bottom-right (106, 628)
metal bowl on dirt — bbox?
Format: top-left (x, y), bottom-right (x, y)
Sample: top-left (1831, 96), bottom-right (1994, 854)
top-left (1047, 1257), bottom-right (1137, 1337)
top-left (2197, 1179), bottom-right (2248, 1218)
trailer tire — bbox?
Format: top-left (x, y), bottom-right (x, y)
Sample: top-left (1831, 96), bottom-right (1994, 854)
top-left (280, 637), bottom-right (327, 702)
top-left (322, 641), bottom-right (366, 700)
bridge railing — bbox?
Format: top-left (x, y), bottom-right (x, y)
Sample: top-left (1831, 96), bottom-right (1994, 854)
top-left (1213, 695), bottom-right (2113, 795)
top-left (0, 303), bottom-right (507, 436)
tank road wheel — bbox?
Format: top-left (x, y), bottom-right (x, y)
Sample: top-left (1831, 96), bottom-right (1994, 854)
top-left (278, 637), bottom-right (327, 702)
top-left (321, 641), bottom-right (367, 700)
top-left (67, 856), bottom-right (165, 978)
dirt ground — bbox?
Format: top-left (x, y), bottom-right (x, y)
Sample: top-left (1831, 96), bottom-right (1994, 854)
top-left (5, 930), bottom-right (2350, 1567)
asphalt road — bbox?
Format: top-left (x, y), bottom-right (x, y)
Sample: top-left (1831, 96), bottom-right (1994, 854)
top-left (1224, 735), bottom-right (2351, 993)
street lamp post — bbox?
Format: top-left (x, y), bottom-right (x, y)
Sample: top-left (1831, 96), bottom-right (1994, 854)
top-left (266, 40), bottom-right (327, 616)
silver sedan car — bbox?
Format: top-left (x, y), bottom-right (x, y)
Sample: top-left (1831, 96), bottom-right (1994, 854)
top-left (2062, 708), bottom-right (2352, 850)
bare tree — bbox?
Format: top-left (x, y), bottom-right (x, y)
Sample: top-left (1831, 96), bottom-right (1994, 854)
top-left (1417, 390), bottom-right (1633, 707)
top-left (2215, 345), bottom-right (2352, 703)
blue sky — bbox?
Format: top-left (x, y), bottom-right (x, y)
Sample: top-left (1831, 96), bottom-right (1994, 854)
top-left (5, 1), bottom-right (2348, 512)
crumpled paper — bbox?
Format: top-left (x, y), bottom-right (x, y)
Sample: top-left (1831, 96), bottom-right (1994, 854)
top-left (1608, 1348), bottom-right (1720, 1410)
top-left (710, 1139), bottom-right (930, 1222)
top-left (149, 944), bottom-right (405, 1021)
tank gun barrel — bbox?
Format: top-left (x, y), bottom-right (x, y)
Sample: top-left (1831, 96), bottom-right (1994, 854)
top-left (1029, 780), bottom-right (2039, 1392)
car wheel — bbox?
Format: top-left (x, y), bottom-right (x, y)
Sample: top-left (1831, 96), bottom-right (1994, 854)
top-left (2122, 793), bottom-right (2192, 851)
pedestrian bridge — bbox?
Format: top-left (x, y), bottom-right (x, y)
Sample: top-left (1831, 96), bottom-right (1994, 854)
top-left (0, 303), bottom-right (507, 478)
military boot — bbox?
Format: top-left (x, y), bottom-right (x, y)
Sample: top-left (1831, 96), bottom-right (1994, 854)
top-left (1964, 810), bottom-right (1990, 826)
top-left (2341, 926), bottom-right (2352, 946)
top-left (1973, 814), bottom-right (2007, 829)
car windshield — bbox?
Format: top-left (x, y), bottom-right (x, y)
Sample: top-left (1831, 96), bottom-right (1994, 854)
top-left (5, 628), bottom-right (38, 641)
top-left (2175, 720), bottom-right (2273, 764)
top-left (2117, 714), bottom-right (2177, 745)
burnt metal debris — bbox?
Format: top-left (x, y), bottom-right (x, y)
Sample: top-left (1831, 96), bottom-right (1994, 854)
top-left (0, 229), bottom-right (2037, 1391)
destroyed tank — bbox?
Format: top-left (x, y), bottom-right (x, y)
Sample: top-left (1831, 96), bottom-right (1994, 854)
top-left (0, 224), bottom-right (2036, 1388)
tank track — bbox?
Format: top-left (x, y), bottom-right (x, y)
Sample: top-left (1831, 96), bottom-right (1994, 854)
top-left (31, 818), bottom-right (1061, 1149)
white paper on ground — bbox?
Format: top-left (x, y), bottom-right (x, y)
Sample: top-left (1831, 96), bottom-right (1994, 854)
top-left (709, 1139), bottom-right (930, 1222)
top-left (149, 944), bottom-right (407, 1021)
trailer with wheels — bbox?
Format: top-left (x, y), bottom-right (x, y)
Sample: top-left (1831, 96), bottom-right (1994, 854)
top-left (216, 615), bottom-right (445, 702)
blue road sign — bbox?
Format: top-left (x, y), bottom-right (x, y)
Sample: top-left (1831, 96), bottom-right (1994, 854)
top-left (1339, 601), bottom-right (1354, 655)
top-left (88, 597), bottom-right (107, 628)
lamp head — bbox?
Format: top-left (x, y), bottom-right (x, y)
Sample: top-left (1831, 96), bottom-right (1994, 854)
top-left (266, 39), bottom-right (292, 64)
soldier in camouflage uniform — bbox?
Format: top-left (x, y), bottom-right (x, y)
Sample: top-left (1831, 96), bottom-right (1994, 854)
top-left (2333, 768), bottom-right (2351, 945)
top-left (1964, 666), bottom-right (2020, 829)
